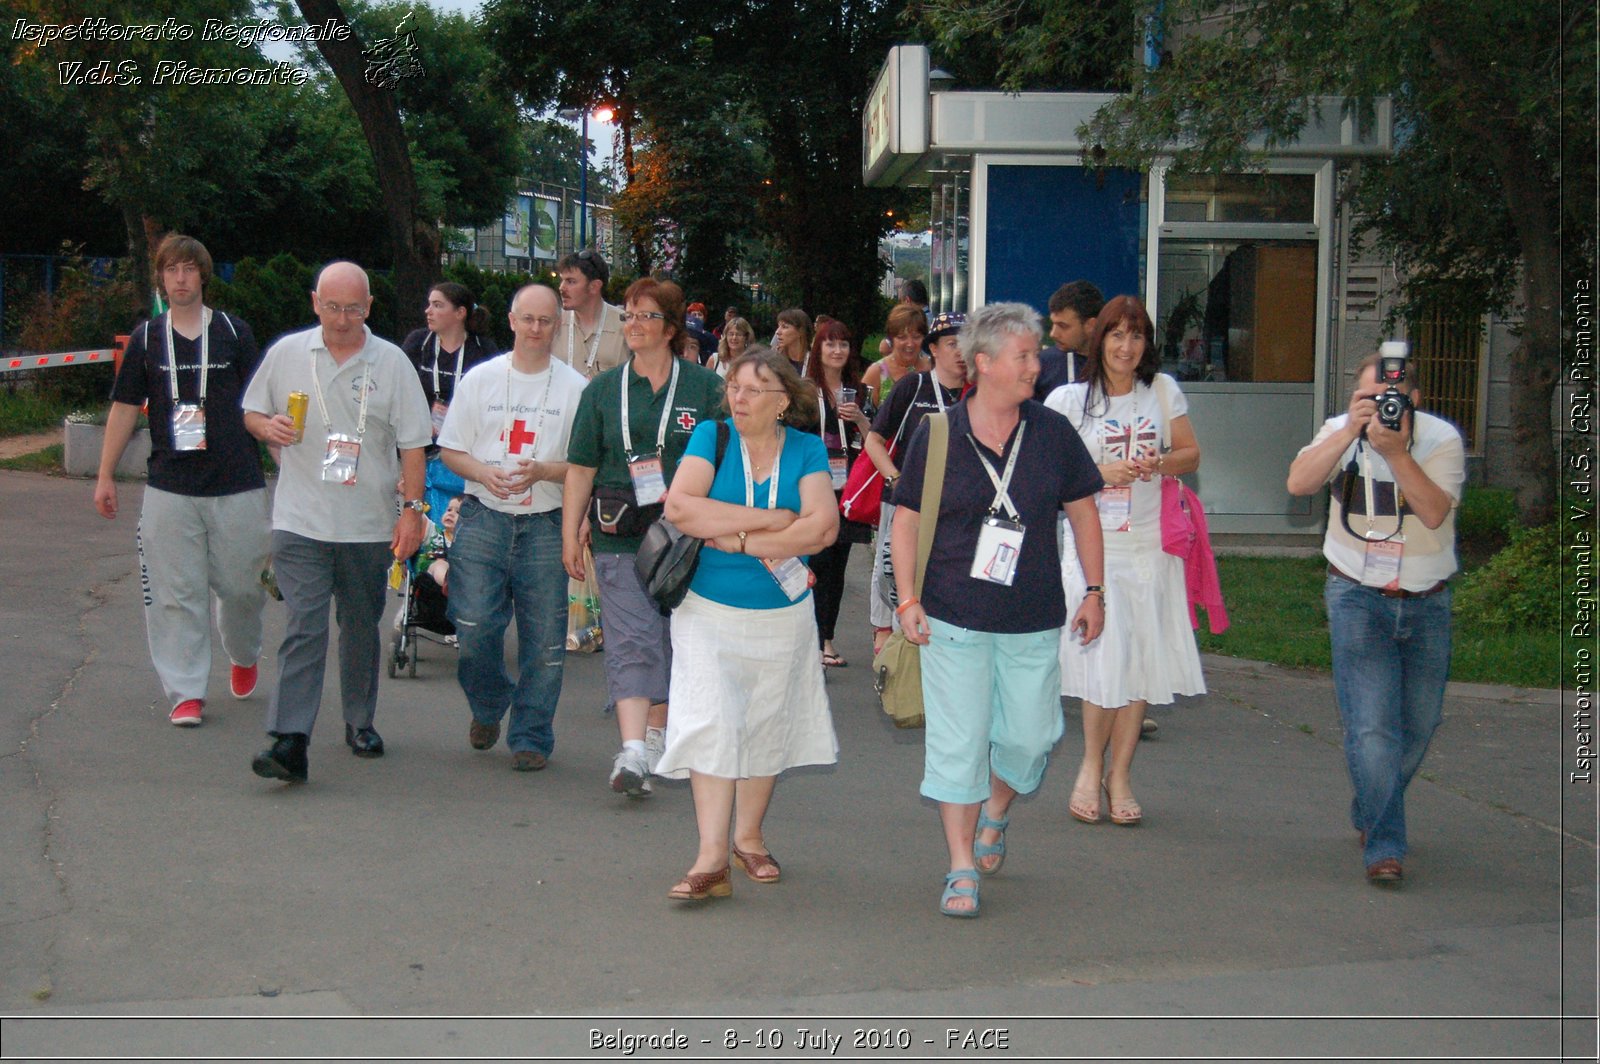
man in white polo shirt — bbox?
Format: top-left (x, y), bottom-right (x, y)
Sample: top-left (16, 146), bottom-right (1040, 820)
top-left (551, 249), bottom-right (626, 380)
top-left (1287, 347), bottom-right (1465, 887)
top-left (437, 284), bottom-right (588, 771)
top-left (242, 261), bottom-right (433, 783)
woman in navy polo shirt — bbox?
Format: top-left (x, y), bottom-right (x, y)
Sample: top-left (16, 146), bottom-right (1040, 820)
top-left (658, 350), bottom-right (841, 901)
top-left (893, 302), bottom-right (1106, 919)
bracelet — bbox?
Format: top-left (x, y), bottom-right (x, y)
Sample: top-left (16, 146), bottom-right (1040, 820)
top-left (1157, 454), bottom-right (1165, 474)
top-left (895, 597), bottom-right (920, 615)
top-left (1084, 589), bottom-right (1105, 603)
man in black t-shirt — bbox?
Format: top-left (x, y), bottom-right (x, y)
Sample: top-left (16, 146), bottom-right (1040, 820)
top-left (1034, 280), bottom-right (1104, 401)
top-left (94, 234), bottom-right (271, 729)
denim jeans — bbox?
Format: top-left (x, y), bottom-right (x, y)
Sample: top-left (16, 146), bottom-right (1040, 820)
top-left (446, 499), bottom-right (567, 755)
top-left (1324, 575), bottom-right (1452, 866)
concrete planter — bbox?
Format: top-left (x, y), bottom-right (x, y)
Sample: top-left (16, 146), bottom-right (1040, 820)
top-left (63, 420), bottom-right (150, 478)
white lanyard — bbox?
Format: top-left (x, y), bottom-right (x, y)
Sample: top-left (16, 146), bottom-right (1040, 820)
top-left (815, 385), bottom-right (848, 447)
top-left (502, 357), bottom-right (556, 461)
top-left (620, 357), bottom-right (680, 458)
top-left (739, 431), bottom-right (783, 510)
top-left (430, 334), bottom-right (466, 398)
top-left (967, 421), bottom-right (1026, 520)
top-left (310, 345), bottom-right (372, 439)
top-left (164, 308), bottom-right (211, 404)
top-left (932, 374), bottom-right (948, 413)
top-left (1355, 442), bottom-right (1402, 538)
top-left (566, 308), bottom-right (605, 372)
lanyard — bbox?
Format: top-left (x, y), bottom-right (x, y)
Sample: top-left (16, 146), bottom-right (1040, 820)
top-left (164, 308), bottom-right (211, 404)
top-left (1354, 441), bottom-right (1404, 539)
top-left (620, 356), bottom-right (680, 458)
top-left (967, 421), bottom-right (1026, 520)
top-left (502, 357), bottom-right (556, 461)
top-left (815, 385), bottom-right (848, 448)
top-left (430, 334), bottom-right (466, 399)
top-left (566, 308), bottom-right (606, 372)
top-left (932, 374), bottom-right (948, 413)
top-left (310, 344), bottom-right (372, 439)
top-left (739, 430), bottom-right (783, 510)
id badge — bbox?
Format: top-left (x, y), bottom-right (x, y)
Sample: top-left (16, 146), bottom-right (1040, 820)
top-left (1361, 538), bottom-right (1404, 590)
top-left (763, 556), bottom-right (813, 601)
top-left (171, 403), bottom-right (206, 451)
top-left (970, 516), bottom-right (1026, 586)
top-left (430, 399), bottom-right (449, 438)
top-left (1098, 486), bottom-right (1132, 532)
top-left (628, 455), bottom-right (667, 506)
top-left (828, 454), bottom-right (849, 490)
top-left (321, 434), bottom-right (361, 485)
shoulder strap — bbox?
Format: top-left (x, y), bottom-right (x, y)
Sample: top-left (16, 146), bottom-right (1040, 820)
top-left (889, 372), bottom-right (925, 451)
top-left (712, 419), bottom-right (731, 470)
top-left (913, 412), bottom-right (950, 596)
top-left (217, 310), bottom-right (239, 339)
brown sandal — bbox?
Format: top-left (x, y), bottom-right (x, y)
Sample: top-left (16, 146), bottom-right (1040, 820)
top-left (668, 866), bottom-right (732, 900)
top-left (731, 844), bottom-right (781, 884)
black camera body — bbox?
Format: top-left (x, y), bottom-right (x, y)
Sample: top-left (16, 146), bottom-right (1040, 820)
top-left (1373, 342), bottom-right (1412, 432)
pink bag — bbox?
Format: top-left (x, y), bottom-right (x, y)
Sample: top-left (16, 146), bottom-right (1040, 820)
top-left (1161, 475), bottom-right (1199, 558)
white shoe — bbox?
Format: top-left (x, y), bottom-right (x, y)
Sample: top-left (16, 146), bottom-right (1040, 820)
top-left (643, 727), bottom-right (666, 774)
top-left (609, 748), bottom-right (651, 799)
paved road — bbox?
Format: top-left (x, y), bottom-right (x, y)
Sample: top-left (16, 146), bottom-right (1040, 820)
top-left (0, 470), bottom-right (1593, 1062)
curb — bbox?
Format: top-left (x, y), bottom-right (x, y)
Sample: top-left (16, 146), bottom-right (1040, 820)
top-left (1199, 652), bottom-right (1559, 706)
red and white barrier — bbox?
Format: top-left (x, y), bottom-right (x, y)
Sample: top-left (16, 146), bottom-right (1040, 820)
top-left (1, 348), bottom-right (118, 374)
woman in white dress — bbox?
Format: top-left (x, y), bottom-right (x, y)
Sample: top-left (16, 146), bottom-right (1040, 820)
top-left (1045, 295), bottom-right (1204, 826)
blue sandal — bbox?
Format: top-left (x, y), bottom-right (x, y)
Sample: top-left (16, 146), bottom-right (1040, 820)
top-left (974, 808), bottom-right (1009, 876)
top-left (940, 869), bottom-right (981, 918)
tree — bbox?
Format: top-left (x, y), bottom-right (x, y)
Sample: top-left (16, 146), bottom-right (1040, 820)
top-left (915, 0), bottom-right (1593, 525)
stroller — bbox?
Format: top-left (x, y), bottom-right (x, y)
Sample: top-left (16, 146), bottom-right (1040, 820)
top-left (388, 506), bottom-right (458, 678)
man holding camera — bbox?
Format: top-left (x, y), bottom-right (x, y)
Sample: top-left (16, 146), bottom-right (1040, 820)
top-left (1287, 346), bottom-right (1465, 886)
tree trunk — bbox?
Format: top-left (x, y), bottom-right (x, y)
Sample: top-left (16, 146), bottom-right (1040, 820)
top-left (296, 0), bottom-right (435, 338)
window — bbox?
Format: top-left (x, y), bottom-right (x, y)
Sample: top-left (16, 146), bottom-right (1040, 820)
top-left (1409, 304), bottom-right (1486, 452)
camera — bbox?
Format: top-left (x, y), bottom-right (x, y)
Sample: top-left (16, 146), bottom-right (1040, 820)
top-left (1372, 341), bottom-right (1413, 432)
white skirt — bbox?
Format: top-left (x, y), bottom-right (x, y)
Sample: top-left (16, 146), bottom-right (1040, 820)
top-left (1059, 524), bottom-right (1205, 708)
top-left (658, 591), bottom-right (839, 779)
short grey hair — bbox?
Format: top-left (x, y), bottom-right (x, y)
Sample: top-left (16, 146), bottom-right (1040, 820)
top-left (958, 302), bottom-right (1044, 372)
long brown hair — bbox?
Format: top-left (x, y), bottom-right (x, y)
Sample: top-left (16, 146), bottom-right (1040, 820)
top-left (1081, 294), bottom-right (1159, 420)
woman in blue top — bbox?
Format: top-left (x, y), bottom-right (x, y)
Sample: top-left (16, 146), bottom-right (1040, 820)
top-left (659, 350), bottom-right (841, 902)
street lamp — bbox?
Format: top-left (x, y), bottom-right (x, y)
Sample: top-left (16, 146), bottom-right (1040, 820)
top-left (560, 105), bottom-right (615, 250)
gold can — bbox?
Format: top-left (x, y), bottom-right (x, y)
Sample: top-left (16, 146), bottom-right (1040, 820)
top-left (286, 391), bottom-right (309, 444)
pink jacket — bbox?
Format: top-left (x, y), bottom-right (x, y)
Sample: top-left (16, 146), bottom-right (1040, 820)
top-left (1173, 482), bottom-right (1229, 634)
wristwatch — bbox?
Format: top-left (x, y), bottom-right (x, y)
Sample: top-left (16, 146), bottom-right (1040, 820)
top-left (402, 498), bottom-right (427, 513)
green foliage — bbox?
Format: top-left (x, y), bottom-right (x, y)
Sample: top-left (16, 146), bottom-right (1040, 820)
top-left (0, 443), bottom-right (64, 473)
top-left (1454, 522), bottom-right (1562, 633)
top-left (1456, 486), bottom-right (1517, 565)
top-left (0, 391), bottom-right (77, 438)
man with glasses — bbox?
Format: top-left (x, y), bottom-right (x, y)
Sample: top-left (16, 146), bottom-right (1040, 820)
top-left (436, 284), bottom-right (588, 772)
top-left (242, 261), bottom-right (433, 784)
top-left (552, 249), bottom-right (626, 380)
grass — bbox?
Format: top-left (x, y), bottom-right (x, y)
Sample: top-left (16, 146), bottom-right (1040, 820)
top-left (0, 390), bottom-right (75, 436)
top-left (0, 443), bottom-right (63, 473)
top-left (1197, 550), bottom-right (1559, 689)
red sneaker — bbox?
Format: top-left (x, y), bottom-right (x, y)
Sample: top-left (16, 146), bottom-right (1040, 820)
top-left (170, 699), bottom-right (203, 727)
top-left (230, 663), bottom-right (259, 699)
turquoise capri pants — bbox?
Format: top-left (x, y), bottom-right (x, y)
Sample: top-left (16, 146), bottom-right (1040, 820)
top-left (919, 616), bottom-right (1065, 805)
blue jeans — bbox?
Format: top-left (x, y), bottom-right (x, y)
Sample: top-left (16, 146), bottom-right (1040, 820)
top-left (1324, 575), bottom-right (1452, 866)
top-left (446, 499), bottom-right (567, 755)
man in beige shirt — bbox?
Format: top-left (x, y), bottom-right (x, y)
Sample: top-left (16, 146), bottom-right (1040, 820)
top-left (551, 249), bottom-right (626, 380)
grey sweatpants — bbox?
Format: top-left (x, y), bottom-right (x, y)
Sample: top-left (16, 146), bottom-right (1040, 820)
top-left (264, 531), bottom-right (391, 737)
top-left (136, 486), bottom-right (270, 707)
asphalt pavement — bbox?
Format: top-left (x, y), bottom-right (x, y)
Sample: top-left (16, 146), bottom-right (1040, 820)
top-left (0, 470), bottom-right (1593, 1062)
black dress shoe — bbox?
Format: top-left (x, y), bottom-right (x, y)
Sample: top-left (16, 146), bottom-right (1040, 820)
top-left (251, 733), bottom-right (308, 782)
top-left (345, 723), bottom-right (385, 758)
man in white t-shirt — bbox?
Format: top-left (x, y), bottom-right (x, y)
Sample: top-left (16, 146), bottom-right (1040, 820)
top-left (438, 284), bottom-right (588, 770)
top-left (551, 249), bottom-right (626, 380)
top-left (1287, 349), bottom-right (1465, 887)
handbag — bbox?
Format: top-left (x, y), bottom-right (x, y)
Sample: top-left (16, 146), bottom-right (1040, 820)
top-left (838, 373), bottom-right (925, 527)
top-left (634, 421), bottom-right (731, 612)
top-left (591, 486), bottom-right (657, 538)
top-left (1154, 373), bottom-right (1198, 558)
top-left (872, 410), bottom-right (949, 730)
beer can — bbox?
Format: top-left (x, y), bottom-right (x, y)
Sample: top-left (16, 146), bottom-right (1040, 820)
top-left (286, 391), bottom-right (309, 444)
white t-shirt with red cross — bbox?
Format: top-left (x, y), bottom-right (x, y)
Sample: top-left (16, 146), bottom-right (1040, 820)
top-left (437, 353), bottom-right (589, 514)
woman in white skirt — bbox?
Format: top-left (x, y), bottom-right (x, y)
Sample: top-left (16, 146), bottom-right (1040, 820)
top-left (1046, 295), bottom-right (1204, 826)
top-left (659, 350), bottom-right (840, 900)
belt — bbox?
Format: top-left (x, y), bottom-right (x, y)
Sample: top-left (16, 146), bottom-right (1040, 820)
top-left (1327, 564), bottom-right (1448, 599)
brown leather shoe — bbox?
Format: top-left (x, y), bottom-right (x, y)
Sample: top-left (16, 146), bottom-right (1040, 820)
top-left (1366, 857), bottom-right (1404, 885)
top-left (469, 720), bottom-right (499, 751)
top-left (668, 866), bottom-right (733, 901)
top-left (511, 751), bottom-right (547, 772)
top-left (731, 844), bottom-right (781, 884)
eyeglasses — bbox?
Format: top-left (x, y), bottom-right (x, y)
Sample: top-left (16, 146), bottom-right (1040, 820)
top-left (620, 311), bottom-right (666, 323)
top-left (725, 384), bottom-right (786, 400)
top-left (512, 314), bottom-right (557, 329)
top-left (319, 301), bottom-right (368, 318)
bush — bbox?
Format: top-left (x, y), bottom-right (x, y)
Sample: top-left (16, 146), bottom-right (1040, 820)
top-left (11, 253), bottom-right (136, 410)
top-left (1456, 486), bottom-right (1517, 564)
top-left (1453, 520), bottom-right (1561, 632)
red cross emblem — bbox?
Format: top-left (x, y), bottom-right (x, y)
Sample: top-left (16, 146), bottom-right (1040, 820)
top-left (675, 411), bottom-right (697, 432)
top-left (505, 419), bottom-right (537, 455)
